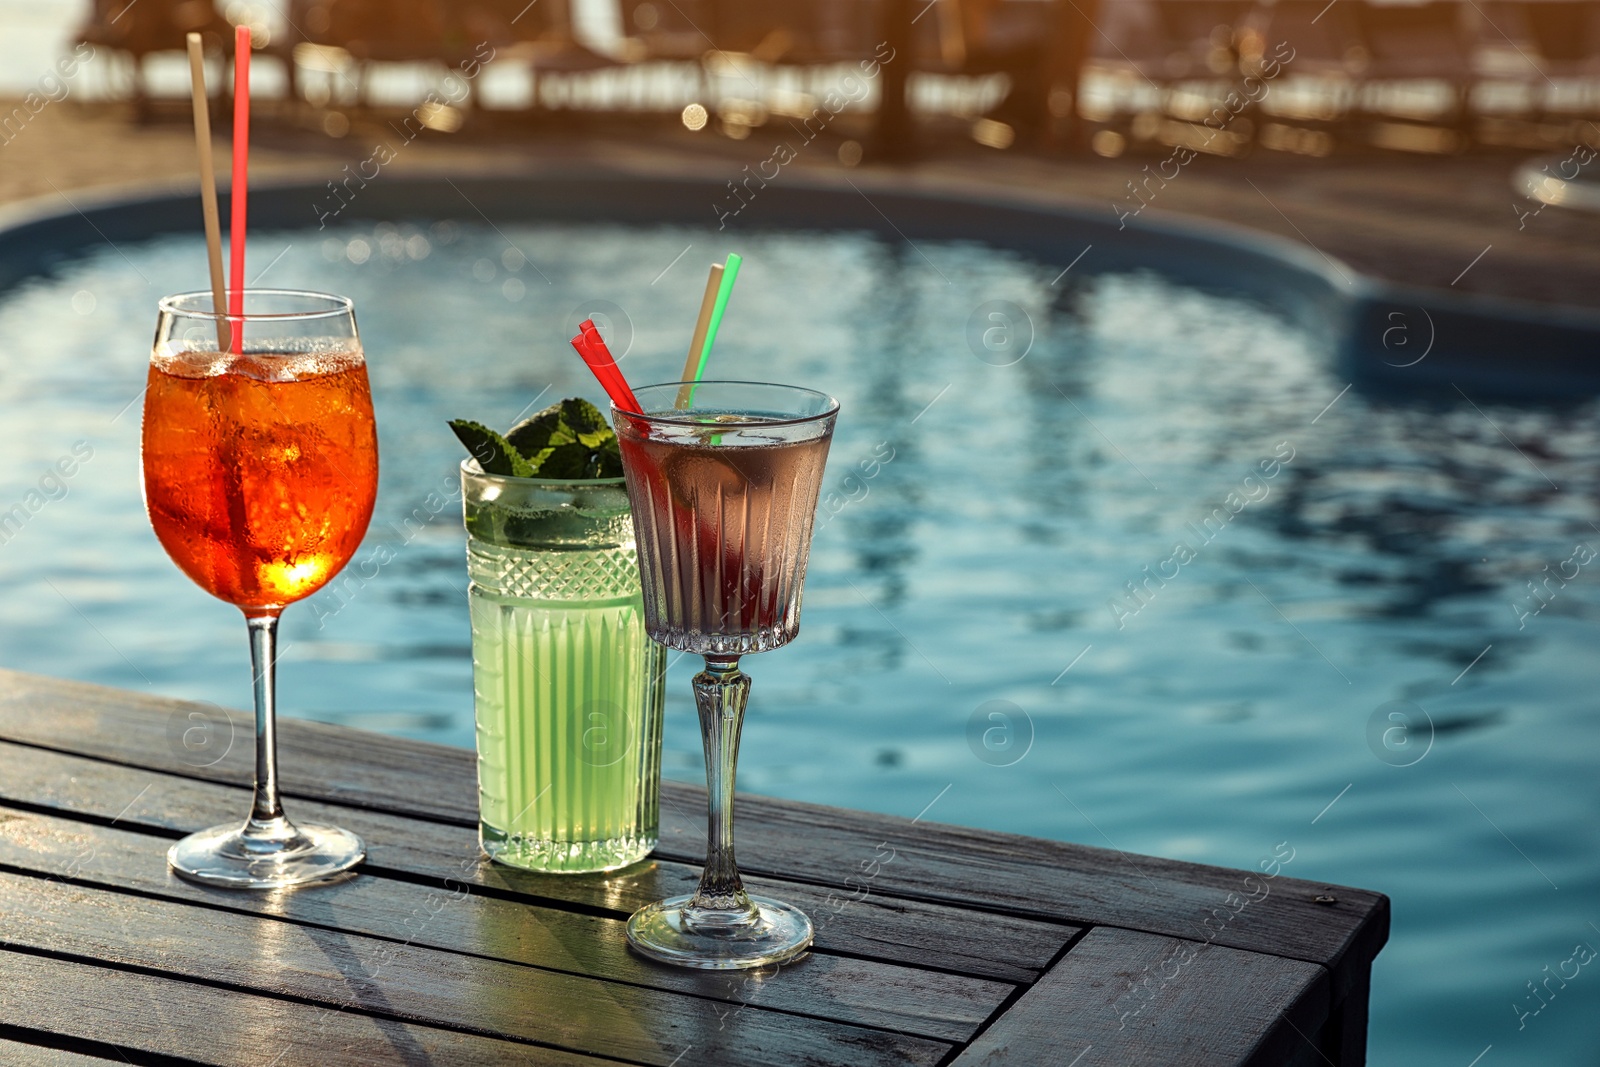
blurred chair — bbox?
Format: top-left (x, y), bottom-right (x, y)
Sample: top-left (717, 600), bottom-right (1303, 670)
top-left (1243, 0), bottom-right (1366, 153)
top-left (908, 0), bottom-right (1076, 144)
top-left (1079, 0), bottom-right (1258, 153)
top-left (616, 0), bottom-right (879, 70)
top-left (73, 0), bottom-right (234, 111)
top-left (280, 0), bottom-right (471, 108)
top-left (275, 0), bottom-right (620, 113)
top-left (699, 0), bottom-right (867, 62)
top-left (462, 0), bottom-right (622, 109)
top-left (619, 0), bottom-right (717, 63)
top-left (1078, 0), bottom-right (1166, 129)
top-left (628, 0), bottom-right (1068, 141)
top-left (1350, 0), bottom-right (1477, 133)
top-left (1478, 1), bottom-right (1600, 124)
top-left (271, 0), bottom-right (455, 108)
top-left (1520, 0), bottom-right (1600, 68)
top-left (1150, 0), bottom-right (1256, 80)
top-left (620, 0), bottom-right (891, 136)
top-left (1244, 0), bottom-right (1367, 78)
top-left (619, 0), bottom-right (1077, 149)
top-left (1149, 0), bottom-right (1257, 142)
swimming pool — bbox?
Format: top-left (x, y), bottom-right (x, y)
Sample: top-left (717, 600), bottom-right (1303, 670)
top-left (2, 180), bottom-right (1598, 1064)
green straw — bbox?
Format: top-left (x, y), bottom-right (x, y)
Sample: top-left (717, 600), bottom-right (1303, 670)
top-left (687, 252), bottom-right (741, 406)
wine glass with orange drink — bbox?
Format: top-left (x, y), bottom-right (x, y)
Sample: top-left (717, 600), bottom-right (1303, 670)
top-left (142, 289), bottom-right (377, 887)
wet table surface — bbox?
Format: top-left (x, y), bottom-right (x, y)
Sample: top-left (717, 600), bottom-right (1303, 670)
top-left (0, 669), bottom-right (1387, 1066)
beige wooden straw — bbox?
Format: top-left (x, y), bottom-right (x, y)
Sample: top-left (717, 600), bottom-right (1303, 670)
top-left (186, 33), bottom-right (230, 352)
top-left (675, 262), bottom-right (723, 409)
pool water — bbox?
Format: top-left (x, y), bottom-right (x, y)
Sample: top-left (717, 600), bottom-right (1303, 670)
top-left (2, 219), bottom-right (1598, 1064)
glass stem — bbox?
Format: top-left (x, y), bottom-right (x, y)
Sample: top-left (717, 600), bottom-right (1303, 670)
top-left (688, 655), bottom-right (756, 919)
top-left (242, 613), bottom-right (296, 846)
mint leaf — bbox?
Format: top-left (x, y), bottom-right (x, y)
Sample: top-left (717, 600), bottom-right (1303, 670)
top-left (596, 434), bottom-right (623, 478)
top-left (505, 398), bottom-right (622, 478)
top-left (454, 398), bottom-right (623, 479)
top-left (506, 405), bottom-right (565, 457)
top-left (449, 419), bottom-right (532, 477)
top-left (533, 441), bottom-right (596, 479)
top-left (560, 397), bottom-right (612, 449)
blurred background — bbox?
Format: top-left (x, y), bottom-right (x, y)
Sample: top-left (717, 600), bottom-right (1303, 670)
top-left (4, 1), bottom-right (1600, 1064)
top-left (11, 0), bottom-right (1600, 156)
top-left (8, 0), bottom-right (1600, 300)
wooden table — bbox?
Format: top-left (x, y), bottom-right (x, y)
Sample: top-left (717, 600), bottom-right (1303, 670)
top-left (0, 670), bottom-right (1387, 1065)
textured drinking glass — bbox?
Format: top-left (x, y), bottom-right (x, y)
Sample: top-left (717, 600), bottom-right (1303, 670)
top-left (613, 381), bottom-right (837, 969)
top-left (462, 462), bottom-right (665, 873)
top-left (142, 289), bottom-right (376, 888)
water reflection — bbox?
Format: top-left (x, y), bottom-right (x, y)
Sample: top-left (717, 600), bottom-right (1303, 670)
top-left (3, 222), bottom-right (1600, 1063)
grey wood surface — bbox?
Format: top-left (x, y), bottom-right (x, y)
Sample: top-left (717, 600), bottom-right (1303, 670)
top-left (0, 670), bottom-right (1389, 995)
top-left (0, 951), bottom-right (625, 1066)
top-left (0, 806), bottom-right (1008, 1043)
top-left (0, 1039), bottom-right (127, 1066)
top-left (949, 927), bottom-right (1329, 1067)
top-left (0, 741), bottom-right (1072, 984)
top-left (0, 871), bottom-right (952, 1066)
top-left (0, 670), bottom-right (1388, 1065)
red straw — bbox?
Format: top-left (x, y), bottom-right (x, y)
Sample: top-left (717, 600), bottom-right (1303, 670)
top-left (228, 24), bottom-right (251, 354)
top-left (570, 332), bottom-right (641, 415)
top-left (573, 319), bottom-right (642, 412)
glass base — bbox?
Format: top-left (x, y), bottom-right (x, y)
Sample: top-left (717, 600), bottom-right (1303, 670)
top-left (482, 825), bottom-right (656, 874)
top-left (167, 820), bottom-right (366, 889)
top-left (626, 894), bottom-right (813, 970)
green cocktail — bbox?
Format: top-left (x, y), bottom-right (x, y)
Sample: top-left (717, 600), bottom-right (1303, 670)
top-left (461, 461), bottom-right (664, 873)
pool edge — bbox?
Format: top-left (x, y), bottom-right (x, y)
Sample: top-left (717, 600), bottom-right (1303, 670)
top-left (2, 162), bottom-right (1596, 398)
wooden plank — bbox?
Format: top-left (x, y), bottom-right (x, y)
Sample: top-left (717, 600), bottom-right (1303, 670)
top-left (0, 805), bottom-right (1010, 1044)
top-left (0, 740), bottom-right (1068, 983)
top-left (0, 870), bottom-right (951, 1067)
top-left (949, 927), bottom-right (1330, 1067)
top-left (660, 784), bottom-right (1389, 1003)
top-left (0, 670), bottom-right (484, 820)
top-left (0, 671), bottom-right (1387, 990)
top-left (1324, 959), bottom-right (1373, 1067)
top-left (0, 1038), bottom-right (124, 1065)
top-left (0, 950), bottom-right (623, 1066)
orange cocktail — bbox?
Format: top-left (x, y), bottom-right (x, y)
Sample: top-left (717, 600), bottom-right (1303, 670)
top-left (144, 288), bottom-right (376, 889)
top-left (142, 351), bottom-right (377, 612)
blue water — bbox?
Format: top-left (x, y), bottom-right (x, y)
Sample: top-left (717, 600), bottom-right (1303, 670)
top-left (2, 219), bottom-right (1598, 1064)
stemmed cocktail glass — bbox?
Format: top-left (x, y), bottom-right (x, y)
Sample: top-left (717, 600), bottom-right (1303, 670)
top-left (612, 381), bottom-right (837, 969)
top-left (142, 290), bottom-right (378, 888)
